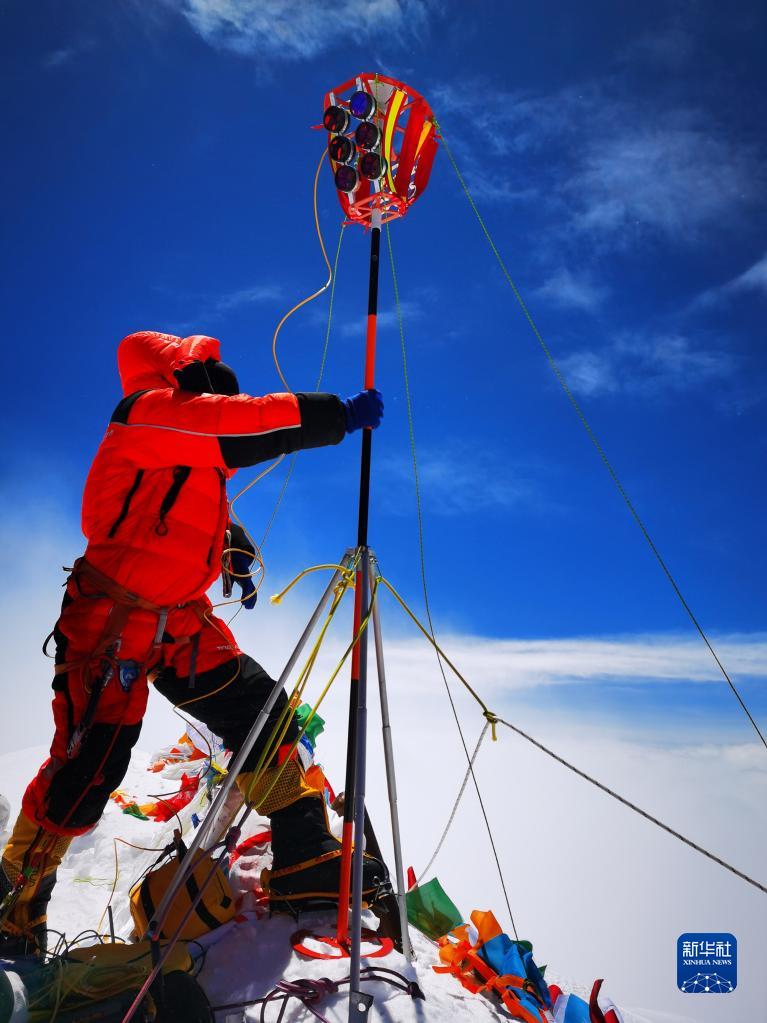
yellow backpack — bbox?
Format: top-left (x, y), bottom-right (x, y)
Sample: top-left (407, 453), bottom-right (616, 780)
top-left (130, 838), bottom-right (236, 941)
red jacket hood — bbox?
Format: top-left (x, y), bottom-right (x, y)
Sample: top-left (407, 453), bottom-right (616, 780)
top-left (117, 331), bottom-right (223, 395)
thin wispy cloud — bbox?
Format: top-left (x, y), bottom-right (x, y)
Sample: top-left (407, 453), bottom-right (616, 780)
top-left (557, 332), bottom-right (737, 398)
top-left (533, 268), bottom-right (608, 311)
top-left (565, 120), bottom-right (756, 239)
top-left (213, 282), bottom-right (284, 312)
top-left (168, 0), bottom-right (437, 60)
top-left (41, 39), bottom-right (94, 69)
top-left (695, 251), bottom-right (767, 308)
top-left (379, 448), bottom-right (539, 517)
top-left (165, 281), bottom-right (285, 333)
top-left (42, 48), bottom-right (79, 69)
top-left (620, 14), bottom-right (695, 69)
top-left (435, 80), bottom-right (763, 243)
top-left (367, 631), bottom-right (767, 701)
top-left (725, 251), bottom-right (767, 296)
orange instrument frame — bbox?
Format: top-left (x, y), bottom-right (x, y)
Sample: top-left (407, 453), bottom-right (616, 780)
top-left (322, 72), bottom-right (439, 227)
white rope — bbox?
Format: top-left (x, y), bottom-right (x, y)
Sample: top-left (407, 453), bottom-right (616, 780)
top-left (417, 722), bottom-right (490, 885)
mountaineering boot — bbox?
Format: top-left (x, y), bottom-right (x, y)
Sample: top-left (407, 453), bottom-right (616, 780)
top-left (0, 811), bottom-right (72, 956)
top-left (267, 794), bottom-right (390, 912)
top-left (237, 757), bottom-right (390, 913)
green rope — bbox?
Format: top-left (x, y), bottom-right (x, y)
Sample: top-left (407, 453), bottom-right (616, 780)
top-left (436, 123), bottom-right (767, 754)
top-left (385, 221), bottom-right (520, 941)
top-left (315, 221), bottom-right (346, 392)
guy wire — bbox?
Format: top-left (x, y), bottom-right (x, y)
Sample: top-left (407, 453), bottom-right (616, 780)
top-left (436, 124), bottom-right (767, 755)
top-left (385, 222), bottom-right (520, 941)
top-left (379, 571), bottom-right (767, 897)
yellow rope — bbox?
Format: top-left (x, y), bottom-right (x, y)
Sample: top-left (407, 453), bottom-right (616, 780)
top-left (244, 577), bottom-right (382, 811)
top-left (96, 837), bottom-right (169, 936)
top-left (164, 181), bottom-right (349, 766)
top-left (151, 557), bottom-right (359, 853)
top-left (170, 651), bottom-right (242, 712)
top-left (272, 149), bottom-right (333, 391)
top-left (226, 149), bottom-right (345, 592)
top-left (376, 574), bottom-right (497, 733)
top-left (269, 561), bottom-right (357, 606)
top-left (238, 559), bottom-right (360, 802)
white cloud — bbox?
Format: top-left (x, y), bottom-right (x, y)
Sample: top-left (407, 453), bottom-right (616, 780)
top-left (620, 14), bottom-right (696, 69)
top-left (42, 48), bottom-right (79, 69)
top-left (378, 448), bottom-right (538, 516)
top-left (728, 252), bottom-right (767, 295)
top-left (565, 122), bottom-right (756, 238)
top-left (435, 80), bottom-right (763, 242)
top-left (41, 40), bottom-right (94, 70)
top-left (557, 333), bottom-right (736, 398)
top-left (166, 281), bottom-right (284, 333)
top-left (352, 628), bottom-right (767, 698)
top-left (170, 0), bottom-right (436, 59)
top-left (557, 348), bottom-right (618, 396)
top-left (213, 282), bottom-right (284, 312)
top-left (696, 251), bottom-right (767, 308)
top-left (533, 268), bottom-right (608, 311)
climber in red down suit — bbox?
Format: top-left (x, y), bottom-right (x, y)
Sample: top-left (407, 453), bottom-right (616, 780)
top-left (0, 330), bottom-right (387, 954)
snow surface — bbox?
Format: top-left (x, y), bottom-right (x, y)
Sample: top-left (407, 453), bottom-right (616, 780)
top-left (0, 744), bottom-right (657, 1023)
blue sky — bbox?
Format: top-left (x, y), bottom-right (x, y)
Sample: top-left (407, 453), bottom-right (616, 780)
top-left (2, 0), bottom-right (766, 747)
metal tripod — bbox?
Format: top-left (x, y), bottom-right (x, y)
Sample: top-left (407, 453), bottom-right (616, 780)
top-left (120, 546), bottom-right (413, 1023)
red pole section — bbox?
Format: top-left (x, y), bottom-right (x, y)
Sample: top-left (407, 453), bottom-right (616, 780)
top-left (336, 209), bottom-right (382, 948)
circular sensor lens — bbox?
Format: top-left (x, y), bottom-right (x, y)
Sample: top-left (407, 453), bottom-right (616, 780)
top-left (328, 134), bottom-right (355, 163)
top-left (359, 152), bottom-right (388, 180)
top-left (334, 164), bottom-right (360, 193)
top-left (355, 120), bottom-right (381, 151)
top-left (323, 105), bottom-right (350, 133)
top-left (349, 90), bottom-right (376, 120)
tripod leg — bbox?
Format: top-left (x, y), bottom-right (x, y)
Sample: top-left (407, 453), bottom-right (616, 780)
top-left (370, 556), bottom-right (414, 962)
top-left (146, 551), bottom-right (355, 940)
top-left (349, 549), bottom-right (371, 1013)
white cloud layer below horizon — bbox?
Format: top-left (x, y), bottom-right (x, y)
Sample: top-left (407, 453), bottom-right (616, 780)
top-left (1, 509), bottom-right (765, 757)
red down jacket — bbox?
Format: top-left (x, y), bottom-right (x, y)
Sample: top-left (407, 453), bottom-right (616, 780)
top-left (22, 331), bottom-right (346, 835)
top-left (82, 330), bottom-right (346, 607)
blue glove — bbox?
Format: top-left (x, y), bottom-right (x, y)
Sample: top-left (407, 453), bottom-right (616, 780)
top-left (227, 523), bottom-right (258, 609)
top-left (231, 549), bottom-right (257, 609)
top-left (343, 389), bottom-right (384, 433)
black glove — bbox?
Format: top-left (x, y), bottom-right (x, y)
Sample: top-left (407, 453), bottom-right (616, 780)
top-left (343, 389), bottom-right (384, 433)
